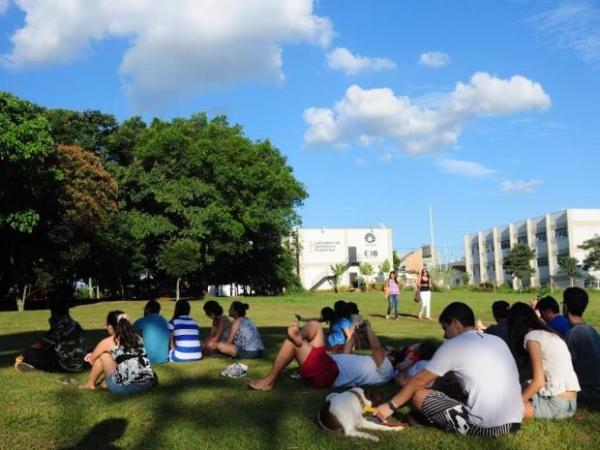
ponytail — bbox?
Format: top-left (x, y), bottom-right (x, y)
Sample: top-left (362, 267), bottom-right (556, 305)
top-left (106, 310), bottom-right (141, 352)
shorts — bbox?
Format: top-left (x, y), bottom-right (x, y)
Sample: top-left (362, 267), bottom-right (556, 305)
top-left (298, 346), bottom-right (340, 389)
top-left (106, 372), bottom-right (155, 395)
top-left (532, 394), bottom-right (577, 419)
top-left (235, 349), bottom-right (264, 359)
top-left (422, 391), bottom-right (520, 437)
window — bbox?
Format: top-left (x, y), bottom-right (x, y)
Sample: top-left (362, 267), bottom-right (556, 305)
top-left (472, 246), bottom-right (479, 256)
top-left (486, 264), bottom-right (494, 272)
top-left (537, 257), bottom-right (549, 267)
top-left (535, 232), bottom-right (547, 243)
top-left (501, 240), bottom-right (510, 249)
top-left (517, 235), bottom-right (528, 244)
top-left (555, 228), bottom-right (568, 239)
top-left (485, 243), bottom-right (493, 253)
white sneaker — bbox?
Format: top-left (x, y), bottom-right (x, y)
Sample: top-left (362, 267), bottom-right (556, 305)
top-left (220, 363), bottom-right (248, 378)
top-left (385, 315), bottom-right (390, 320)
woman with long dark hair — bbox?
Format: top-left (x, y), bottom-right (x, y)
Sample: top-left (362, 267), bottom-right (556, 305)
top-left (384, 271), bottom-right (401, 320)
top-left (507, 302), bottom-right (580, 420)
top-left (80, 310), bottom-right (155, 394)
top-left (217, 301), bottom-right (264, 359)
top-left (417, 267), bottom-right (432, 319)
top-left (203, 300), bottom-right (231, 353)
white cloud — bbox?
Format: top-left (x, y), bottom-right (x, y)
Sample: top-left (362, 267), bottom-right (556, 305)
top-left (4, 0), bottom-right (332, 111)
top-left (436, 158), bottom-right (496, 177)
top-left (0, 0), bottom-right (10, 15)
top-left (500, 179), bottom-right (542, 193)
top-left (529, 2), bottom-right (600, 67)
top-left (327, 47), bottom-right (396, 75)
top-left (419, 51), bottom-right (450, 68)
top-left (303, 71), bottom-right (551, 152)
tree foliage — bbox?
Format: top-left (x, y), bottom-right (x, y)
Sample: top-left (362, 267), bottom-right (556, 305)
top-left (558, 256), bottom-right (582, 287)
top-left (330, 263), bottom-right (346, 293)
top-left (579, 236), bottom-right (600, 271)
top-left (503, 243), bottom-right (535, 290)
top-left (1, 94), bottom-right (307, 306)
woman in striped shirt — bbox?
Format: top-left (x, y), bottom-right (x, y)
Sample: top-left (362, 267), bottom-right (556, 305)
top-left (168, 300), bottom-right (202, 362)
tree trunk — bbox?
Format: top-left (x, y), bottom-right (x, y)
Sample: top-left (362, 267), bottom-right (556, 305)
top-left (96, 284), bottom-right (100, 300)
top-left (88, 277), bottom-right (94, 299)
top-left (570, 277), bottom-right (574, 287)
top-left (16, 284), bottom-right (29, 312)
top-left (119, 276), bottom-right (125, 300)
top-left (176, 277), bottom-right (181, 301)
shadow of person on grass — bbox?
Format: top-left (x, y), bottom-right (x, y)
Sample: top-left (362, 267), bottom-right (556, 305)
top-left (59, 418), bottom-right (127, 450)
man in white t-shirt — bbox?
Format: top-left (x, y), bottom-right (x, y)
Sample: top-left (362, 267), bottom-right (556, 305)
top-left (374, 302), bottom-right (523, 437)
top-left (248, 320), bottom-right (394, 390)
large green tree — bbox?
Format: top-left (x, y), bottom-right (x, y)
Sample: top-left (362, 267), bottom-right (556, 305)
top-left (503, 243), bottom-right (536, 291)
top-left (120, 114), bottom-right (306, 295)
top-left (579, 236), bottom-right (600, 271)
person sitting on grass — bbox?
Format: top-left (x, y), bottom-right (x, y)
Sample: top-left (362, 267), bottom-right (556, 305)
top-left (202, 300), bottom-right (232, 354)
top-left (247, 320), bottom-right (395, 391)
top-left (80, 310), bottom-right (155, 394)
top-left (508, 302), bottom-right (580, 420)
top-left (476, 300), bottom-right (510, 345)
top-left (326, 300), bottom-right (354, 352)
top-left (395, 341), bottom-right (440, 387)
top-left (134, 299), bottom-right (170, 364)
top-left (535, 295), bottom-right (571, 338)
top-left (563, 287), bottom-right (600, 407)
top-left (169, 299), bottom-right (202, 362)
top-left (374, 302), bottom-right (523, 437)
top-left (15, 300), bottom-right (87, 373)
top-left (216, 301), bottom-right (264, 359)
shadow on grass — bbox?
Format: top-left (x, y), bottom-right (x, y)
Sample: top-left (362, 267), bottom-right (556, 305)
top-left (58, 418), bottom-right (127, 450)
top-left (370, 312), bottom-right (420, 319)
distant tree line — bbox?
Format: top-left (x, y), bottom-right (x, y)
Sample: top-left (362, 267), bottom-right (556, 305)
top-left (1, 92), bottom-right (306, 310)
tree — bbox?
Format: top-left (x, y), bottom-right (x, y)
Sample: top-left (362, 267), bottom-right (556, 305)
top-left (330, 263), bottom-right (346, 293)
top-left (120, 114), bottom-right (307, 295)
top-left (393, 250), bottom-right (401, 271)
top-left (503, 243), bottom-right (535, 291)
top-left (558, 256), bottom-right (582, 287)
top-left (430, 265), bottom-right (457, 290)
top-left (359, 262), bottom-right (374, 291)
top-left (157, 239), bottom-right (200, 300)
top-left (579, 236), bottom-right (600, 271)
top-left (378, 259), bottom-right (391, 276)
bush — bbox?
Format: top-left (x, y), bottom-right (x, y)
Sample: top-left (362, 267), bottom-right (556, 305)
top-left (472, 282), bottom-right (495, 293)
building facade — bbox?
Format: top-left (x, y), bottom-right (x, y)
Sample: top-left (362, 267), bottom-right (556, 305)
top-left (295, 227), bottom-right (394, 290)
top-left (464, 209), bottom-right (600, 288)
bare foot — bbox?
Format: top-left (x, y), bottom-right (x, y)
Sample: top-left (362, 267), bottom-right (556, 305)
top-left (287, 323), bottom-right (304, 347)
top-left (79, 382), bottom-right (96, 390)
top-left (247, 379), bottom-right (274, 391)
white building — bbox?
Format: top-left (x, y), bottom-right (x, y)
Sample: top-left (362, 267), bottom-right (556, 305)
top-left (464, 209), bottom-right (600, 288)
top-left (295, 227), bottom-right (394, 290)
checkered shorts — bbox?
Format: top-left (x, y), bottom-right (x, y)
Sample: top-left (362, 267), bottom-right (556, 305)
top-left (422, 391), bottom-right (520, 437)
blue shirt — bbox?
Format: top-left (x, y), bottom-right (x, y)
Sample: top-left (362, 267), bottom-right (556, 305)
top-left (548, 315), bottom-right (571, 338)
top-left (328, 317), bottom-right (352, 347)
top-left (134, 314), bottom-right (170, 364)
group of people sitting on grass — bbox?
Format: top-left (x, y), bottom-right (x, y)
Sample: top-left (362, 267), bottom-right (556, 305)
top-left (14, 287), bottom-right (600, 438)
top-left (15, 298), bottom-right (264, 394)
top-left (248, 287), bottom-right (600, 437)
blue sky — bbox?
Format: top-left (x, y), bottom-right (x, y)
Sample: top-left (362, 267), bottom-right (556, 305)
top-left (1, 0), bottom-right (599, 261)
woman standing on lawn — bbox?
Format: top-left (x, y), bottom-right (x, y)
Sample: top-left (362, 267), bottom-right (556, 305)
top-left (384, 271), bottom-right (401, 320)
top-left (507, 302), bottom-right (580, 419)
top-left (80, 310), bottom-right (155, 394)
top-left (217, 301), bottom-right (264, 359)
top-left (417, 267), bottom-right (432, 320)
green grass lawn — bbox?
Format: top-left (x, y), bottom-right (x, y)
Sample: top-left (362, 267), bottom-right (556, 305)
top-left (1, 290), bottom-right (600, 449)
